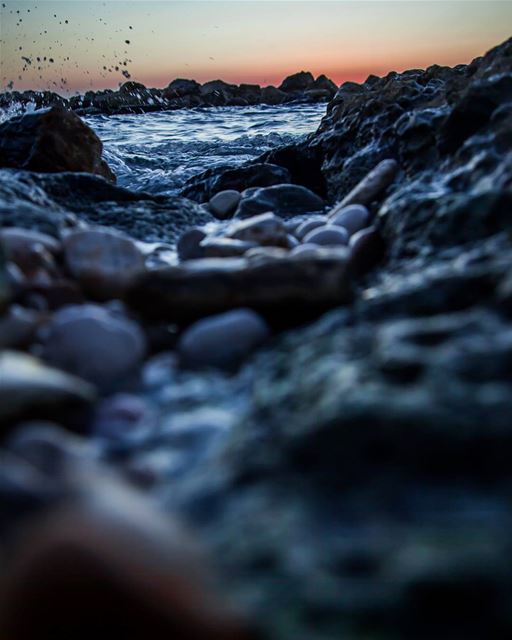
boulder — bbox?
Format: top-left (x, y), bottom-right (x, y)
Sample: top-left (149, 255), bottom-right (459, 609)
top-left (279, 71), bottom-right (315, 93)
top-left (0, 106), bottom-right (115, 182)
top-left (261, 86), bottom-right (288, 105)
top-left (163, 78), bottom-right (201, 99)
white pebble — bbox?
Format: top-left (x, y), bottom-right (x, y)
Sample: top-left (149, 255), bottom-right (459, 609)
top-left (303, 225), bottom-right (349, 246)
top-left (329, 204), bottom-right (370, 236)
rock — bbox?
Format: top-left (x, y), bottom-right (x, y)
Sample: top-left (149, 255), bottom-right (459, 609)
top-left (63, 227), bottom-right (146, 300)
top-left (228, 212), bottom-right (288, 247)
top-left (336, 159), bottom-right (399, 209)
top-left (178, 309), bottom-right (270, 370)
top-left (200, 237), bottom-right (256, 258)
top-left (163, 78), bottom-right (201, 98)
top-left (0, 227), bottom-right (61, 281)
top-left (235, 184), bottom-right (325, 219)
top-left (329, 204), bottom-right (371, 235)
top-left (279, 71), bottom-right (315, 93)
top-left (303, 225), bottom-right (349, 247)
top-left (91, 393), bottom-right (155, 441)
top-left (39, 304), bottom-right (146, 392)
top-left (348, 226), bottom-right (386, 276)
top-left (0, 351), bottom-right (95, 426)
top-left (261, 86), bottom-right (288, 105)
top-left (312, 74), bottom-right (338, 96)
top-left (182, 163), bottom-right (291, 203)
top-left (209, 190), bottom-right (241, 220)
top-left (0, 305), bottom-right (41, 349)
top-left (0, 243), bottom-right (10, 312)
top-left (0, 452), bottom-right (256, 640)
top-left (177, 228), bottom-right (207, 261)
top-left (118, 81), bottom-right (147, 94)
top-left (0, 228), bottom-right (61, 260)
top-left (295, 217), bottom-right (328, 240)
top-left (126, 253), bottom-right (352, 327)
top-left (0, 106), bottom-right (115, 182)
top-left (244, 247), bottom-right (289, 262)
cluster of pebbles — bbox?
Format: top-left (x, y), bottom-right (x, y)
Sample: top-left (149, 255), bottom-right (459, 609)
top-left (1, 158), bottom-right (395, 431)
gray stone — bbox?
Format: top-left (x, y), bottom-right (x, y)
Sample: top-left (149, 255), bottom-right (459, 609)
top-left (40, 304), bottom-right (146, 392)
top-left (329, 204), bottom-right (370, 236)
top-left (63, 227), bottom-right (146, 300)
top-left (228, 212), bottom-right (288, 247)
top-left (295, 217), bottom-right (328, 240)
top-left (0, 351), bottom-right (95, 426)
top-left (303, 225), bottom-right (349, 246)
top-left (209, 190), bottom-right (241, 220)
top-left (178, 309), bottom-right (270, 370)
top-left (177, 228), bottom-right (207, 261)
top-left (0, 305), bottom-right (41, 349)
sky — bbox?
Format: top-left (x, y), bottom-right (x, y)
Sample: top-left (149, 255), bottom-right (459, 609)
top-left (1, 1), bottom-right (511, 94)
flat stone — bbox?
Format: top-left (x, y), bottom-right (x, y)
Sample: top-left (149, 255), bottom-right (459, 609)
top-left (329, 204), bottom-right (370, 236)
top-left (228, 212), bottom-right (288, 247)
top-left (39, 304), bottom-right (146, 392)
top-left (63, 227), bottom-right (146, 299)
top-left (126, 253), bottom-right (352, 327)
top-left (303, 225), bottom-right (349, 246)
top-left (200, 237), bottom-right (256, 257)
top-left (0, 351), bottom-right (96, 426)
top-left (178, 308), bottom-right (270, 370)
top-left (295, 217), bottom-right (328, 240)
top-left (208, 190), bottom-right (241, 220)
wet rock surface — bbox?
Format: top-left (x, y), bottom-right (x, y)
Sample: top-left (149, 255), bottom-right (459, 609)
top-left (1, 37), bottom-right (512, 640)
top-left (0, 106), bottom-right (115, 182)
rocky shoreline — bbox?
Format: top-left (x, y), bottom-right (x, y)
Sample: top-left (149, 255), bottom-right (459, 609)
top-left (0, 70), bottom-right (338, 117)
top-left (1, 37), bottom-right (512, 639)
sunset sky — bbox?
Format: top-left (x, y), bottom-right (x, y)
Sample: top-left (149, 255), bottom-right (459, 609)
top-left (1, 1), bottom-right (511, 94)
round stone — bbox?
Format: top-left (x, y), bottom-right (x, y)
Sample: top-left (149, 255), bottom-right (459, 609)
top-left (295, 217), bottom-right (327, 240)
top-left (177, 228), bottom-right (207, 261)
top-left (63, 227), bottom-right (146, 299)
top-left (178, 308), bottom-right (270, 370)
top-left (303, 225), bottom-right (349, 246)
top-left (209, 190), bottom-right (241, 220)
top-left (40, 304), bottom-right (146, 392)
top-left (329, 204), bottom-right (370, 236)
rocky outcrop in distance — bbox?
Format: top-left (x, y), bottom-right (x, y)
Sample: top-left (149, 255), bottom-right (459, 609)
top-left (0, 70), bottom-right (338, 117)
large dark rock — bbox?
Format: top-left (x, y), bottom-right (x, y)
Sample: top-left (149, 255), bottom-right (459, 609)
top-left (163, 78), bottom-right (201, 99)
top-left (0, 106), bottom-right (115, 182)
top-left (181, 163), bottom-right (292, 203)
top-left (279, 71), bottom-right (315, 93)
top-left (0, 170), bottom-right (212, 243)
